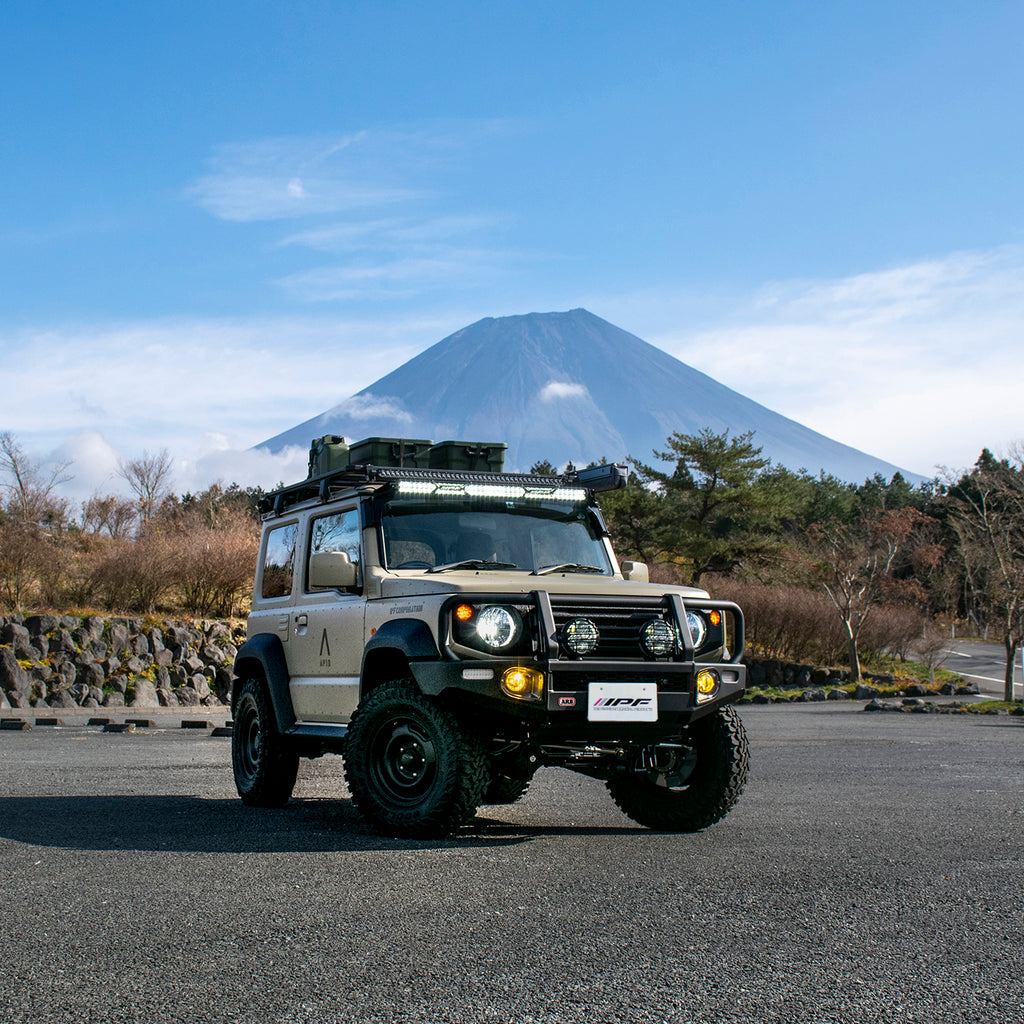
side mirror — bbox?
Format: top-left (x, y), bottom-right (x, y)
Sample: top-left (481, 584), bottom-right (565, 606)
top-left (575, 463), bottom-right (628, 491)
top-left (621, 560), bottom-right (649, 583)
top-left (309, 550), bottom-right (358, 589)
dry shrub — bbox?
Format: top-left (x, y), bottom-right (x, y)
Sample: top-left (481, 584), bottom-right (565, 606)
top-left (170, 509), bottom-right (259, 617)
top-left (712, 579), bottom-right (846, 662)
top-left (710, 577), bottom-right (925, 667)
top-left (857, 603), bottom-right (925, 662)
top-left (0, 521), bottom-right (50, 611)
top-left (91, 532), bottom-right (177, 613)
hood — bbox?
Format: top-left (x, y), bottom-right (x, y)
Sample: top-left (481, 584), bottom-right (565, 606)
top-left (376, 571), bottom-right (710, 601)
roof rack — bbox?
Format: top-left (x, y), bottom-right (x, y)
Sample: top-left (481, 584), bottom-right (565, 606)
top-left (257, 460), bottom-right (627, 517)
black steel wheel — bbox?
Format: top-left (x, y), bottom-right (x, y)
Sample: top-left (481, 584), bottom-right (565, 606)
top-left (232, 678), bottom-right (299, 808)
top-left (607, 705), bottom-right (750, 831)
top-left (344, 681), bottom-right (488, 838)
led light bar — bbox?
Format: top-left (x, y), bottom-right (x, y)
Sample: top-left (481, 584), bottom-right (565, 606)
top-left (396, 481), bottom-right (587, 501)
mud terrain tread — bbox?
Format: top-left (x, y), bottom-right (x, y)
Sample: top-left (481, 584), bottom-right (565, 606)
top-left (232, 677), bottom-right (300, 808)
top-left (607, 705), bottom-right (750, 832)
top-left (344, 681), bottom-right (489, 839)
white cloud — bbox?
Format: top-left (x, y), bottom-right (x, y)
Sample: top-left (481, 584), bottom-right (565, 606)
top-left (539, 381), bottom-right (589, 401)
top-left (279, 214), bottom-right (505, 254)
top-left (50, 431), bottom-right (122, 497)
top-left (642, 245), bottom-right (1024, 476)
top-left (185, 125), bottom-right (521, 304)
top-left (182, 442), bottom-right (309, 496)
top-left (279, 249), bottom-right (507, 302)
top-left (0, 312), bottom-right (456, 487)
top-left (324, 394), bottom-right (412, 423)
top-left (186, 133), bottom-right (422, 222)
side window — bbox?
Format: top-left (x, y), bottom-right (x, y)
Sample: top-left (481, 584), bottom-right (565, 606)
top-left (261, 522), bottom-right (298, 599)
top-left (309, 509), bottom-right (361, 590)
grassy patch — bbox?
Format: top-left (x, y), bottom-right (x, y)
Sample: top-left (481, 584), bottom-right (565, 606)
top-left (964, 700), bottom-right (1023, 714)
top-left (864, 654), bottom-right (964, 686)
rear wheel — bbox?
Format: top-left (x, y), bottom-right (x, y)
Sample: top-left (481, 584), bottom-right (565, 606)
top-left (232, 678), bottom-right (299, 808)
top-left (607, 706), bottom-right (749, 831)
top-left (344, 681), bottom-right (489, 838)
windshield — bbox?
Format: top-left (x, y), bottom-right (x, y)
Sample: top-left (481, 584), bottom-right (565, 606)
top-left (379, 495), bottom-right (613, 574)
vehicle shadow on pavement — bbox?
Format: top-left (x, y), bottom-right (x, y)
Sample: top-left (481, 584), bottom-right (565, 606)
top-left (0, 794), bottom-right (640, 854)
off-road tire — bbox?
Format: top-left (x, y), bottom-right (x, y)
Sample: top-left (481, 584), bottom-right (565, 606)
top-left (607, 705), bottom-right (749, 831)
top-left (232, 677), bottom-right (300, 808)
top-left (344, 681), bottom-right (489, 839)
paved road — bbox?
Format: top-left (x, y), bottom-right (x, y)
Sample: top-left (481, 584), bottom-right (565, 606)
top-left (940, 639), bottom-right (1022, 698)
top-left (1, 706), bottom-right (1022, 1023)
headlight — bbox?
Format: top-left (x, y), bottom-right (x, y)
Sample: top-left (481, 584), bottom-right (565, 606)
top-left (641, 619), bottom-right (679, 657)
top-left (561, 617), bottom-right (599, 655)
top-left (686, 611), bottom-right (706, 648)
top-left (475, 606), bottom-right (519, 649)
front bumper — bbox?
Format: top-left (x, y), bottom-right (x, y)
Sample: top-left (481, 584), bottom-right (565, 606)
top-left (410, 655), bottom-right (746, 727)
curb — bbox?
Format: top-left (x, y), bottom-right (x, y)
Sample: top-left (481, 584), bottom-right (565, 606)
top-left (0, 714), bottom-right (232, 735)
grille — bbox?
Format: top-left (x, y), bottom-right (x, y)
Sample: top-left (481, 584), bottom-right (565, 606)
top-left (549, 596), bottom-right (674, 660)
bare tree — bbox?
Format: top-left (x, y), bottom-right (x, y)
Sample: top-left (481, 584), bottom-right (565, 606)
top-left (945, 450), bottom-right (1024, 701)
top-left (117, 448), bottom-right (174, 525)
top-left (0, 432), bottom-right (74, 610)
top-left (0, 431), bottom-right (72, 527)
top-left (806, 507), bottom-right (933, 681)
top-left (81, 493), bottom-right (139, 539)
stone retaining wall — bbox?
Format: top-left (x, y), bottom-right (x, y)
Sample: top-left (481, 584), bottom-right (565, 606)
top-left (0, 614), bottom-right (245, 711)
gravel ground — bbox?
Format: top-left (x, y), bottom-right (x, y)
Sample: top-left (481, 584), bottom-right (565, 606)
top-left (1, 704), bottom-right (1022, 1024)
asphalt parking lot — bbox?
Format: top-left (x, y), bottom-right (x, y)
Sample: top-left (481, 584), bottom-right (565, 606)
top-left (1, 704), bottom-right (1022, 1024)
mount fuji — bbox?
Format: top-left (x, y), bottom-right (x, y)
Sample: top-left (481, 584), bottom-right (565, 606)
top-left (258, 308), bottom-right (921, 483)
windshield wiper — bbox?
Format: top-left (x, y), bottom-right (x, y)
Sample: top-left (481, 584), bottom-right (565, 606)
top-left (427, 559), bottom-right (518, 574)
top-left (531, 563), bottom-right (606, 576)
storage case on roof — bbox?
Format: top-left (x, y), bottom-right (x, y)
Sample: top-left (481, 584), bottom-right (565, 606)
top-left (347, 437), bottom-right (433, 468)
top-left (417, 441), bottom-right (506, 473)
top-left (308, 436), bottom-right (508, 476)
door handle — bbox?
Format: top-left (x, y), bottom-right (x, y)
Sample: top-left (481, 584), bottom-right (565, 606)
top-left (294, 614), bottom-right (308, 636)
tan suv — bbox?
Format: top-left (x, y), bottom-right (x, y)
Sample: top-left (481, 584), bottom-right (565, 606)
top-left (232, 437), bottom-right (749, 838)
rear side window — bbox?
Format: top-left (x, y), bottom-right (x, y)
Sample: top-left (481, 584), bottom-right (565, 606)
top-left (261, 522), bottom-right (298, 599)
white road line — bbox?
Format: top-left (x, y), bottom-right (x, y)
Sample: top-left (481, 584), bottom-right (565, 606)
top-left (959, 672), bottom-right (1008, 683)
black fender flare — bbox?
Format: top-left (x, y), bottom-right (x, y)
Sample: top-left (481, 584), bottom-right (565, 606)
top-left (232, 633), bottom-right (296, 734)
top-left (361, 618), bottom-right (440, 689)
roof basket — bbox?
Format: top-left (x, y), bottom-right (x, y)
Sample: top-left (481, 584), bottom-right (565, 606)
top-left (257, 437), bottom-right (627, 516)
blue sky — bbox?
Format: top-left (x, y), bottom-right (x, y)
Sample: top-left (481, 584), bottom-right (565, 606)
top-left (2, 1), bottom-right (1022, 501)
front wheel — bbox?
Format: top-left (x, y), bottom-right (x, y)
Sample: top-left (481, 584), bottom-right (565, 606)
top-left (344, 682), bottom-right (489, 839)
top-left (607, 705), bottom-right (750, 831)
top-left (232, 678), bottom-right (299, 808)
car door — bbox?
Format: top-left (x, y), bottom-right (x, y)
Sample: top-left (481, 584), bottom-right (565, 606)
top-left (285, 506), bottom-right (366, 724)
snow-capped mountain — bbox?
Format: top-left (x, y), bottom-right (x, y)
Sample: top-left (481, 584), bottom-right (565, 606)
top-left (258, 308), bottom-right (921, 483)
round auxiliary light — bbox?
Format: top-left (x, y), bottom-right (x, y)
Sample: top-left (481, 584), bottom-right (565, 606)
top-left (641, 619), bottom-right (679, 657)
top-left (475, 606), bottom-right (518, 649)
top-left (562, 617), bottom-right (599, 656)
top-left (686, 610), bottom-right (707, 648)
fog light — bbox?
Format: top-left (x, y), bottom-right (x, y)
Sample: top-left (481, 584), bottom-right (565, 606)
top-left (562, 618), bottom-right (599, 655)
top-left (695, 669), bottom-right (719, 703)
top-left (641, 619), bottom-right (678, 657)
top-left (501, 666), bottom-right (544, 700)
